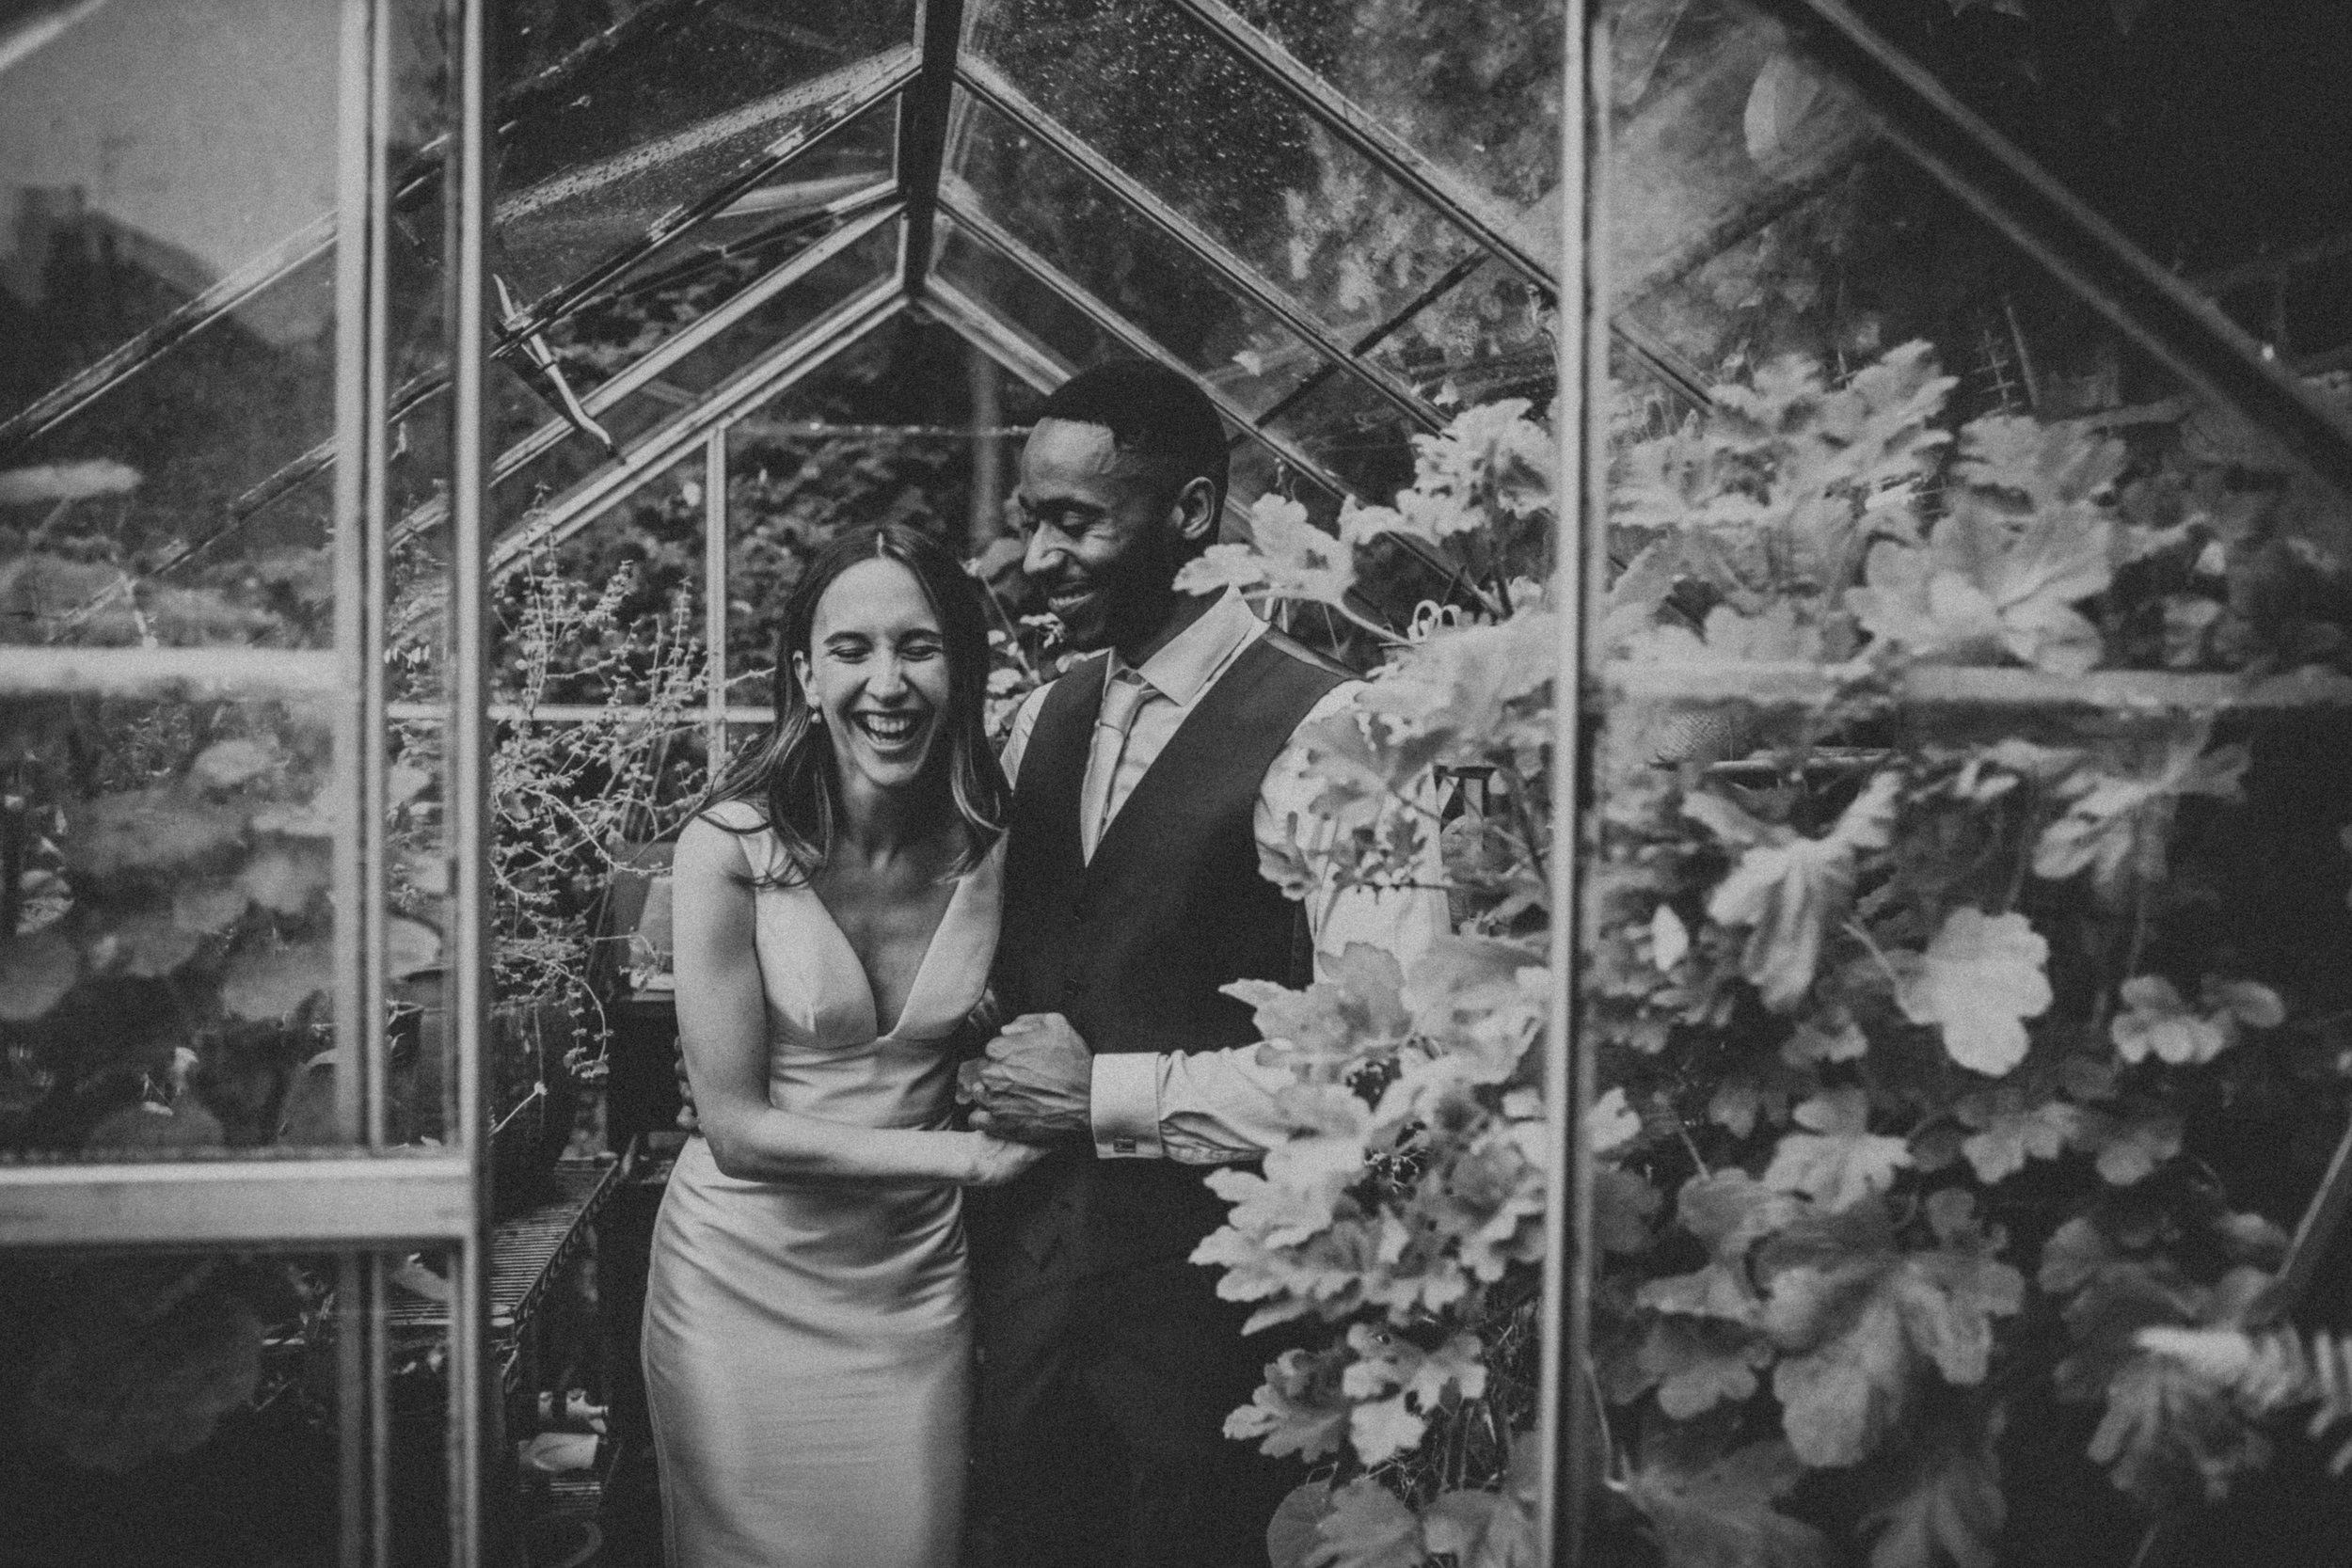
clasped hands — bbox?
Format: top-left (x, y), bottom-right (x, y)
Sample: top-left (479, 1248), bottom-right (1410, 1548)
top-left (955, 1011), bottom-right (1091, 1144)
top-left (673, 1011), bottom-right (1091, 1145)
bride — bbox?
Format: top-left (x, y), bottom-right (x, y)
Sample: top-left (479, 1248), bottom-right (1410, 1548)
top-left (643, 522), bottom-right (1044, 1568)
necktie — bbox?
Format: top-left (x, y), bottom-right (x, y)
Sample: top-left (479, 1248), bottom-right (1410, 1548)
top-left (1080, 667), bottom-right (1151, 862)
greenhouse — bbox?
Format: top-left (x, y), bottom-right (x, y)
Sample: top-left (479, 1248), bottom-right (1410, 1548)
top-left (4, 0), bottom-right (2352, 1564)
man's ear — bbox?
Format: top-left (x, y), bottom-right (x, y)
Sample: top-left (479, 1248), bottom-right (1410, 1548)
top-left (1168, 475), bottom-right (1218, 548)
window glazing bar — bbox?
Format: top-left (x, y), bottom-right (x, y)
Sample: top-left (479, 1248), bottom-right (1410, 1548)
top-left (0, 40), bottom-right (905, 467)
top-left (1756, 0), bottom-right (2352, 501)
top-left (897, 0), bottom-right (968, 299)
top-left (445, 0), bottom-right (493, 1557)
top-left (0, 1156), bottom-right (476, 1247)
top-left (1611, 661), bottom-right (2352, 713)
top-left (934, 194), bottom-right (1366, 507)
top-left (925, 277), bottom-right (1069, 394)
top-left (1160, 0), bottom-right (1556, 293)
top-left (490, 278), bottom-right (905, 569)
top-left (388, 192), bottom-right (902, 548)
top-left (0, 213), bottom-right (334, 458)
top-left (949, 61), bottom-right (1441, 436)
top-left (0, 647), bottom-right (343, 699)
top-left (502, 43), bottom-right (917, 345)
top-left (704, 429), bottom-right (730, 766)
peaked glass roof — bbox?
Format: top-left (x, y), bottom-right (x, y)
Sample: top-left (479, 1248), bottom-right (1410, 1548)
top-left (5, 0), bottom-right (2350, 634)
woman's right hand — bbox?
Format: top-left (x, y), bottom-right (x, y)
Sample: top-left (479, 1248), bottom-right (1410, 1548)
top-left (962, 1132), bottom-right (1050, 1186)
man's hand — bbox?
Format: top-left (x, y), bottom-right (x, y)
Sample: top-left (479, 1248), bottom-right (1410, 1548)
top-left (957, 1012), bottom-right (1091, 1144)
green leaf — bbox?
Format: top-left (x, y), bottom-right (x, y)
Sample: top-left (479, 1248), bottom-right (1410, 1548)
top-left (1422, 1485), bottom-right (1537, 1568)
top-left (1859, 1422), bottom-right (2005, 1568)
top-left (189, 738), bottom-right (278, 791)
top-left (218, 940), bottom-right (330, 1020)
top-left (1955, 1086), bottom-right (2083, 1183)
top-left (238, 840), bottom-right (332, 915)
top-left (1226, 1346), bottom-right (1352, 1461)
top-left (2110, 975), bottom-right (2230, 1066)
top-left (1848, 501), bottom-right (2114, 675)
top-left (1692, 771), bottom-right (1901, 1012)
top-left (1305, 1480), bottom-right (1424, 1568)
top-left (1639, 1315), bottom-right (1773, 1418)
top-left (2070, 1102), bottom-right (2183, 1186)
top-left (0, 929), bottom-right (80, 1021)
top-left (1178, 494), bottom-right (1359, 611)
top-left (1622, 1438), bottom-right (1833, 1568)
top-left (1762, 1215), bottom-right (2024, 1466)
top-left (65, 787), bottom-right (244, 879)
top-left (2089, 1352), bottom-right (2269, 1506)
top-left (1230, 943), bottom-right (1410, 1084)
top-left (1890, 908), bottom-right (2051, 1077)
top-left (1763, 1088), bottom-right (1914, 1212)
top-left (23, 1262), bottom-right (263, 1474)
top-left (2032, 724), bottom-right (2247, 892)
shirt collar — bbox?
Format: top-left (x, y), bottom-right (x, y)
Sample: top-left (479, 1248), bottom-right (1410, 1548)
top-left (1109, 588), bottom-right (1264, 707)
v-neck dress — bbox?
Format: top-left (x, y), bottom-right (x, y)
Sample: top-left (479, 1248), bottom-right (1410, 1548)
top-left (643, 800), bottom-right (1003, 1568)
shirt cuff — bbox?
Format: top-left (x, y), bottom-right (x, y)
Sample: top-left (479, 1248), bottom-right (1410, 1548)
top-left (1089, 1053), bottom-right (1165, 1159)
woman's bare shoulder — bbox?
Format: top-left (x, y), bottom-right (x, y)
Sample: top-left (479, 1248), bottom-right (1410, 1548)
top-left (676, 805), bottom-right (764, 882)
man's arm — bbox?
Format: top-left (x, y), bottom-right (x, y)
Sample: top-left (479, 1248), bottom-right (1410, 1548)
top-left (975, 682), bottom-right (1452, 1159)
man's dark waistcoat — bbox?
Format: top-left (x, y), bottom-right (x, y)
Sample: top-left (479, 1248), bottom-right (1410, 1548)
top-left (987, 630), bottom-right (1348, 1288)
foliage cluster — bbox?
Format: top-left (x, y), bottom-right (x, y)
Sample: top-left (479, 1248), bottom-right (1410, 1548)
top-left (1184, 347), bottom-right (2352, 1566)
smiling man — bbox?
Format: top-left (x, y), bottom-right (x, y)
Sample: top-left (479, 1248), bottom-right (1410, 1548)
top-left (963, 360), bottom-right (1448, 1568)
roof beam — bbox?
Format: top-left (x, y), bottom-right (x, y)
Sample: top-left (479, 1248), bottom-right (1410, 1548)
top-left (953, 60), bottom-right (1441, 436)
top-left (488, 274), bottom-right (903, 572)
top-left (937, 192), bottom-right (1367, 508)
top-left (936, 194), bottom-right (1490, 615)
top-left (1754, 0), bottom-right (2352, 501)
top-left (897, 0), bottom-right (968, 300)
top-left (505, 45), bottom-right (915, 345)
top-left (388, 192), bottom-right (902, 549)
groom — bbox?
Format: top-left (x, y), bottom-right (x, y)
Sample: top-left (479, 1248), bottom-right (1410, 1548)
top-left (962, 360), bottom-right (1444, 1568)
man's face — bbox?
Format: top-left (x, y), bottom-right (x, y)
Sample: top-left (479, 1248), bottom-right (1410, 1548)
top-left (1013, 418), bottom-right (1185, 654)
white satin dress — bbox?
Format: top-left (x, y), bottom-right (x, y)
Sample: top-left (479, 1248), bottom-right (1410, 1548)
top-left (643, 800), bottom-right (1001, 1568)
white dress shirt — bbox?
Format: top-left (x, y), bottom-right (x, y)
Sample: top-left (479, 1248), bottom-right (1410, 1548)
top-left (1000, 591), bottom-right (1451, 1163)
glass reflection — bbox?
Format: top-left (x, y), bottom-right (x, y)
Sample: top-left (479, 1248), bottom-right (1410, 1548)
top-left (0, 1247), bottom-right (450, 1568)
top-left (0, 696), bottom-right (371, 1160)
top-left (966, 0), bottom-right (1484, 339)
top-left (490, 1), bottom-right (915, 309)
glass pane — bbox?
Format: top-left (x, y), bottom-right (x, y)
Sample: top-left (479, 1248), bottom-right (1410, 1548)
top-left (0, 0), bottom-right (342, 429)
top-left (0, 1247), bottom-right (448, 1568)
top-left (946, 90), bottom-right (1330, 420)
top-left (1242, 0), bottom-right (1563, 228)
top-left (0, 0), bottom-right (345, 652)
top-left (0, 695), bottom-right (369, 1160)
top-left (491, 0), bottom-right (916, 310)
top-left (639, 218), bottom-right (899, 403)
top-left (1580, 4), bottom-right (2352, 1564)
top-left (933, 217), bottom-right (1120, 375)
top-left (534, 99), bottom-right (898, 393)
top-left (1259, 361), bottom-right (1414, 503)
top-left (723, 320), bottom-right (1053, 681)
top-left (494, 452), bottom-right (706, 710)
top-left (966, 0), bottom-right (1486, 341)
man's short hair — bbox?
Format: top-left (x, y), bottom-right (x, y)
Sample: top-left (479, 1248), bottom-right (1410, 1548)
top-left (1036, 360), bottom-right (1230, 524)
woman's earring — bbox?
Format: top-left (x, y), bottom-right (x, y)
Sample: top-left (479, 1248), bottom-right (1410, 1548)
top-left (807, 705), bottom-right (823, 724)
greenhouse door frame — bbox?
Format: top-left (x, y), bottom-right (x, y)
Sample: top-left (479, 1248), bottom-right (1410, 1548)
top-left (0, 3), bottom-right (500, 1564)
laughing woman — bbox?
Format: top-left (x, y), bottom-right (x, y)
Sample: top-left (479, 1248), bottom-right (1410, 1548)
top-left (643, 523), bottom-right (1042, 1568)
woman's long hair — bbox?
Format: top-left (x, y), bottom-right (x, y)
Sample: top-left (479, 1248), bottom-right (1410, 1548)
top-left (702, 522), bottom-right (1009, 883)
